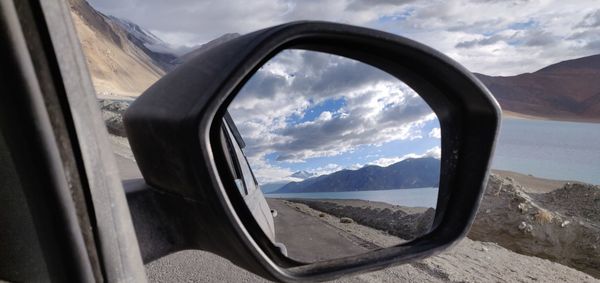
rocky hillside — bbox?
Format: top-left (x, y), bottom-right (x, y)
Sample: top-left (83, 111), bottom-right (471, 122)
top-left (107, 16), bottom-right (179, 71)
top-left (275, 157), bottom-right (440, 193)
top-left (469, 174), bottom-right (600, 278)
top-left (69, 0), bottom-right (170, 96)
top-left (69, 0), bottom-right (240, 97)
top-left (476, 54), bottom-right (600, 122)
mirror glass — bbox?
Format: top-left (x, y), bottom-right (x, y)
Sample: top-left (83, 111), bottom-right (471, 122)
top-left (224, 49), bottom-right (441, 263)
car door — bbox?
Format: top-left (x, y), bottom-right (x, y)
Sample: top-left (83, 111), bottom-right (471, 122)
top-left (222, 117), bottom-right (276, 241)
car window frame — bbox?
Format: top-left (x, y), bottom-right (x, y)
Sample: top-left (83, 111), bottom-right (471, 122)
top-left (0, 0), bottom-right (147, 281)
top-left (222, 122), bottom-right (248, 195)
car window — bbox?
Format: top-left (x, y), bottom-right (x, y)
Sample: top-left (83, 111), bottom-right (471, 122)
top-left (224, 122), bottom-right (257, 195)
top-left (222, 123), bottom-right (247, 196)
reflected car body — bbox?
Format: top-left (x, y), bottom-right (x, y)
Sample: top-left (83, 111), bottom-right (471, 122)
top-left (222, 114), bottom-right (276, 241)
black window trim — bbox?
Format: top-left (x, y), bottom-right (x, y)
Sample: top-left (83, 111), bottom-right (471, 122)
top-left (221, 122), bottom-right (248, 195)
top-left (0, 0), bottom-right (148, 281)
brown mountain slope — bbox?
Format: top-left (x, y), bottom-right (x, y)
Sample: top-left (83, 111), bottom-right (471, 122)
top-left (68, 0), bottom-right (165, 97)
top-left (476, 54), bottom-right (600, 122)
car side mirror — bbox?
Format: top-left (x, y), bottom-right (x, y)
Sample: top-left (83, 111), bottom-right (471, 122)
top-left (123, 21), bottom-right (500, 282)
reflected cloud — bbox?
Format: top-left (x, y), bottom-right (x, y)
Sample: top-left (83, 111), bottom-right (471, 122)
top-left (228, 50), bottom-right (438, 182)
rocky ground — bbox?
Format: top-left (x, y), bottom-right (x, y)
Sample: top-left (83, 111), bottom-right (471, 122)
top-left (98, 98), bottom-right (131, 137)
top-left (469, 174), bottom-right (600, 278)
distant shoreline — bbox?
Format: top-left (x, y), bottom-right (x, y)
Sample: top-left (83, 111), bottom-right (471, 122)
top-left (266, 169), bottom-right (592, 195)
top-left (503, 110), bottom-right (600, 124)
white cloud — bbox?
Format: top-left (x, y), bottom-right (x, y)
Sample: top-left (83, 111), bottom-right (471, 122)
top-left (317, 111), bottom-right (332, 121)
top-left (428, 127), bottom-right (441, 138)
top-left (88, 0), bottom-right (407, 47)
top-left (89, 0), bottom-right (600, 76)
top-left (393, 1), bottom-right (600, 75)
top-left (348, 163), bottom-right (364, 170)
top-left (223, 50), bottom-right (440, 181)
top-left (244, 155), bottom-right (300, 184)
top-left (369, 146), bottom-right (441, 167)
top-left (424, 146), bottom-right (441, 159)
top-left (229, 50), bottom-right (435, 164)
top-left (369, 156), bottom-right (405, 167)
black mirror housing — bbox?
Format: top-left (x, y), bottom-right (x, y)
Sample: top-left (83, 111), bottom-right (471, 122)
top-left (124, 21), bottom-right (501, 282)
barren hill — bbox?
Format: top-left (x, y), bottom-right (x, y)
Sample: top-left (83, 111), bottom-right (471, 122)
top-left (69, 0), bottom-right (240, 97)
top-left (476, 54), bottom-right (600, 122)
top-left (68, 0), bottom-right (168, 96)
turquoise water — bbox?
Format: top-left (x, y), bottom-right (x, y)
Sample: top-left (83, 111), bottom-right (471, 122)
top-left (266, 187), bottom-right (439, 208)
top-left (492, 118), bottom-right (600, 185)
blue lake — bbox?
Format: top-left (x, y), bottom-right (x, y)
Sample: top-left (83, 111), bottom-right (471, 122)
top-left (266, 187), bottom-right (438, 208)
top-left (492, 118), bottom-right (600, 185)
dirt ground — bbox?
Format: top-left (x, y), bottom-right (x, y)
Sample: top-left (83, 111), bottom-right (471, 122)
top-left (470, 174), bottom-right (600, 278)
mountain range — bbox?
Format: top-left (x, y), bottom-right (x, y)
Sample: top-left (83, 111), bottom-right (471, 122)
top-left (273, 157), bottom-right (440, 193)
top-left (68, 0), bottom-right (238, 97)
top-left (475, 55), bottom-right (600, 122)
top-left (68, 0), bottom-right (165, 96)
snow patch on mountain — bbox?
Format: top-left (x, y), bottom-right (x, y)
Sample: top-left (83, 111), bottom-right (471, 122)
top-left (108, 16), bottom-right (191, 56)
top-left (290, 170), bottom-right (317, 180)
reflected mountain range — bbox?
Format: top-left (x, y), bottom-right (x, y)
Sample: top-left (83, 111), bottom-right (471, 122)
top-left (265, 157), bottom-right (440, 194)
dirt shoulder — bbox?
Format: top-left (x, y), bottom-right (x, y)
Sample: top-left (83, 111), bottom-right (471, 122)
top-left (285, 198), bottom-right (434, 240)
top-left (469, 174), bottom-right (600, 278)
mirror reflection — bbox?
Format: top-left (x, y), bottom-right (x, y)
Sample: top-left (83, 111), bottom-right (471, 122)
top-left (225, 49), bottom-right (441, 263)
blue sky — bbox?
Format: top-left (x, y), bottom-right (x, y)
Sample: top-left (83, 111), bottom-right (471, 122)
top-left (228, 50), bottom-right (441, 183)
